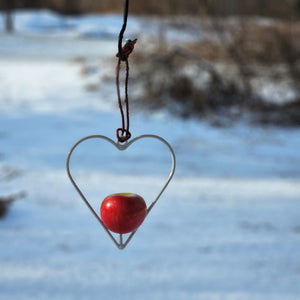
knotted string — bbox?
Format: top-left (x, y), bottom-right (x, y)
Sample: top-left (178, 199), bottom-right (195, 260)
top-left (116, 39), bottom-right (137, 143)
top-left (115, 0), bottom-right (136, 143)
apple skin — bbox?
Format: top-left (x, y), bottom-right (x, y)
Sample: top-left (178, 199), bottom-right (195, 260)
top-left (100, 193), bottom-right (147, 234)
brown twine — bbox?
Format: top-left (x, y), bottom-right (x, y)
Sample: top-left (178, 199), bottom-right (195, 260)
top-left (115, 39), bottom-right (137, 143)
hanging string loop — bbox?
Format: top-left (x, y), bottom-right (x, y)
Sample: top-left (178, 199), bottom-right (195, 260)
top-left (115, 0), bottom-right (137, 144)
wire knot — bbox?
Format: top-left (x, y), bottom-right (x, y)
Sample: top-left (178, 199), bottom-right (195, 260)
top-left (116, 128), bottom-right (132, 143)
top-left (116, 38), bottom-right (137, 61)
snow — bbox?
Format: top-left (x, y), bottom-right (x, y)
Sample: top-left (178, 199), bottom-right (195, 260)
top-left (0, 10), bottom-right (300, 300)
top-left (0, 10), bottom-right (201, 42)
top-left (256, 80), bottom-right (298, 104)
top-left (0, 10), bottom-right (139, 38)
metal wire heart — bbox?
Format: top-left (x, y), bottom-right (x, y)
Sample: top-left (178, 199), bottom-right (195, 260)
top-left (66, 134), bottom-right (176, 249)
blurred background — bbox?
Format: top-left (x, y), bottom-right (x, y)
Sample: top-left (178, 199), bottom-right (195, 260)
top-left (0, 1), bottom-right (299, 300)
top-left (2, 0), bottom-right (299, 124)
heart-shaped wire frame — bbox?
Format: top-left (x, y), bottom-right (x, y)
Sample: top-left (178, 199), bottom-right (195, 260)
top-left (66, 134), bottom-right (176, 250)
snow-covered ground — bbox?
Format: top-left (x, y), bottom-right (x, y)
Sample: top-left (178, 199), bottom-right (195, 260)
top-left (0, 11), bottom-right (300, 300)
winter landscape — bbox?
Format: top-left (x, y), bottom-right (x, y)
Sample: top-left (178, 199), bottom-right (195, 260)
top-left (0, 10), bottom-right (300, 300)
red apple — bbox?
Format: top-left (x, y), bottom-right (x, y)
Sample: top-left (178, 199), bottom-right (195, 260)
top-left (100, 193), bottom-right (147, 234)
